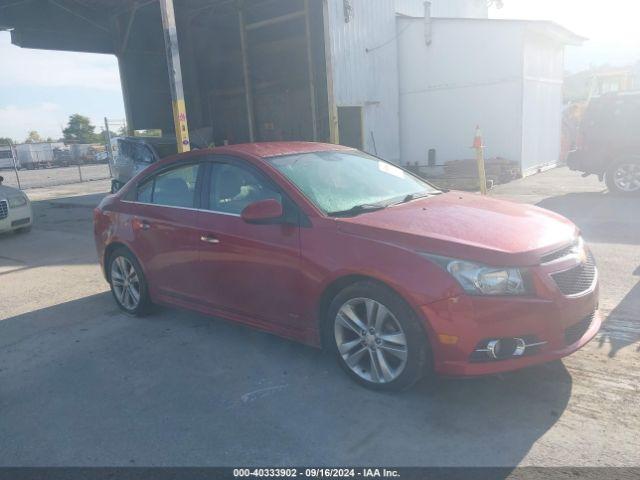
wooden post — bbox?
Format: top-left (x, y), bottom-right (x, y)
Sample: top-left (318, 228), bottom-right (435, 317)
top-left (238, 2), bottom-right (256, 142)
top-left (304, 0), bottom-right (318, 141)
top-left (159, 0), bottom-right (191, 153)
top-left (473, 125), bottom-right (488, 195)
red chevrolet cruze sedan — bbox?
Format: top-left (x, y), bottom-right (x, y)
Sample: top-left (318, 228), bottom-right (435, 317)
top-left (94, 142), bottom-right (600, 390)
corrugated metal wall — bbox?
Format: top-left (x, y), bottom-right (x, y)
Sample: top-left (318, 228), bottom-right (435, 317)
top-left (325, 0), bottom-right (401, 163)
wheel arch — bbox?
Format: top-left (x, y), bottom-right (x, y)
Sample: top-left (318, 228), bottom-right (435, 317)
top-left (317, 274), bottom-right (429, 349)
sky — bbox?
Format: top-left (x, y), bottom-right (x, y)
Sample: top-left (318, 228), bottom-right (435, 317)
top-left (0, 31), bottom-right (125, 142)
top-left (1, 0), bottom-right (639, 141)
top-left (491, 0), bottom-right (640, 72)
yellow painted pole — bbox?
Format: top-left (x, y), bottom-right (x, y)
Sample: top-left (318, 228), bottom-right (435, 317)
top-left (473, 125), bottom-right (488, 195)
top-left (159, 0), bottom-right (191, 153)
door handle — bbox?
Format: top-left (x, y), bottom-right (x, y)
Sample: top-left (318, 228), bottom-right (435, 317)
top-left (134, 218), bottom-right (151, 231)
top-left (200, 235), bottom-right (220, 244)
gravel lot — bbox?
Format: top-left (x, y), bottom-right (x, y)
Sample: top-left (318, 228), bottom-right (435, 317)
top-left (0, 169), bottom-right (638, 467)
top-left (0, 164), bottom-right (110, 190)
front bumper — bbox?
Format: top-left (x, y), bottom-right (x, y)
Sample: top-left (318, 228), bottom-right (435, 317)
top-left (0, 203), bottom-right (32, 233)
top-left (421, 258), bottom-right (600, 376)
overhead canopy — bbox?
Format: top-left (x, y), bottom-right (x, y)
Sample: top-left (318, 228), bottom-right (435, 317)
top-left (0, 0), bottom-right (258, 54)
top-left (0, 0), bottom-right (330, 146)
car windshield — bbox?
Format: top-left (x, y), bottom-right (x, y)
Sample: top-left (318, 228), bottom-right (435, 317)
top-left (267, 150), bottom-right (439, 216)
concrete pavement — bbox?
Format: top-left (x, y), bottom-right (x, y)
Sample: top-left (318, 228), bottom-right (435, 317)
top-left (0, 170), bottom-right (638, 467)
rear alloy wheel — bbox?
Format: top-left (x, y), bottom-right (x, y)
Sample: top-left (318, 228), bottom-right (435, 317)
top-left (108, 249), bottom-right (150, 315)
top-left (606, 160), bottom-right (640, 195)
top-left (328, 282), bottom-right (430, 391)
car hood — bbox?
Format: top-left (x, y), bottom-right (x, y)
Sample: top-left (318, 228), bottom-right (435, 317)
top-left (336, 192), bottom-right (578, 266)
top-left (0, 184), bottom-right (24, 199)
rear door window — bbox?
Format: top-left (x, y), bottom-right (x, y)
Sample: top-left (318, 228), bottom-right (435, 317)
top-left (136, 163), bottom-right (200, 208)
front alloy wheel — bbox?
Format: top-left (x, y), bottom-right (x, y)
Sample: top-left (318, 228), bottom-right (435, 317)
top-left (328, 281), bottom-right (430, 391)
top-left (335, 298), bottom-right (408, 384)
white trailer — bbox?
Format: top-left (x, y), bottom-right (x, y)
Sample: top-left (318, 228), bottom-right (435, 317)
top-left (14, 143), bottom-right (64, 170)
top-left (0, 146), bottom-right (15, 170)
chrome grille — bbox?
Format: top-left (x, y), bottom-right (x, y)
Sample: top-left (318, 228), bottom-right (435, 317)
top-left (551, 252), bottom-right (597, 296)
top-left (565, 312), bottom-right (596, 345)
top-left (0, 200), bottom-right (7, 220)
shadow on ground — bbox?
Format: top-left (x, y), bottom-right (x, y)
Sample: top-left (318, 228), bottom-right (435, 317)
top-left (536, 191), bottom-right (638, 245)
top-left (0, 193), bottom-right (107, 276)
top-left (597, 270), bottom-right (640, 357)
top-left (0, 293), bottom-right (572, 467)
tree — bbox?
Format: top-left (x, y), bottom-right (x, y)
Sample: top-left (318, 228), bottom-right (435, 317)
top-left (25, 130), bottom-right (43, 144)
top-left (0, 137), bottom-right (16, 146)
top-left (62, 114), bottom-right (101, 144)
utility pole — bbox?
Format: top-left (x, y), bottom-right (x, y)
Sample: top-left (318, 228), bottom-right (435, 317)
top-left (104, 117), bottom-right (114, 177)
top-left (159, 0), bottom-right (191, 153)
top-left (7, 141), bottom-right (21, 190)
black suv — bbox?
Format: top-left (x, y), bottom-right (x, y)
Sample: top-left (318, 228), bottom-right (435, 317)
top-left (568, 92), bottom-right (640, 195)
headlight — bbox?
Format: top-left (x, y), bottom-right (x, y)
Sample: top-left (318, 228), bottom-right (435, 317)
top-left (8, 195), bottom-right (28, 208)
top-left (423, 254), bottom-right (527, 296)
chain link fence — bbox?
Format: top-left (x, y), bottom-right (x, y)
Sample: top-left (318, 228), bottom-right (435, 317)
top-left (0, 163), bottom-right (112, 190)
top-left (0, 118), bottom-right (126, 191)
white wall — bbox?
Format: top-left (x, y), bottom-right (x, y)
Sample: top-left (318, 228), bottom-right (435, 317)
top-left (521, 31), bottom-right (565, 174)
top-left (395, 0), bottom-right (425, 17)
top-left (326, 0), bottom-right (401, 162)
top-left (398, 18), bottom-right (525, 166)
top-left (430, 0), bottom-right (489, 19)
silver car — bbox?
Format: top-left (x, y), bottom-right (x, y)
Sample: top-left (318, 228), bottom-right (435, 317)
top-left (0, 176), bottom-right (33, 234)
top-left (111, 137), bottom-right (178, 193)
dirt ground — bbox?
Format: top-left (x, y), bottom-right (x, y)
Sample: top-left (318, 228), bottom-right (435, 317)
top-left (0, 169), bottom-right (638, 467)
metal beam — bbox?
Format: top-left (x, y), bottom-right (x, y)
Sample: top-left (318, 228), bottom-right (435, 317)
top-left (48, 0), bottom-right (110, 33)
top-left (238, 3), bottom-right (255, 142)
top-left (322, 0), bottom-right (338, 144)
top-left (245, 10), bottom-right (305, 31)
top-left (119, 2), bottom-right (138, 54)
top-left (304, 0), bottom-right (317, 141)
top-left (159, 0), bottom-right (191, 153)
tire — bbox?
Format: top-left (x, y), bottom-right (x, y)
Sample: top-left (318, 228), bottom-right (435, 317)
top-left (326, 281), bottom-right (431, 391)
top-left (605, 158), bottom-right (640, 196)
top-left (107, 247), bottom-right (151, 316)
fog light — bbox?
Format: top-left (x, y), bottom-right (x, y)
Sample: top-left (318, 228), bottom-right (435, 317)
top-left (486, 338), bottom-right (526, 360)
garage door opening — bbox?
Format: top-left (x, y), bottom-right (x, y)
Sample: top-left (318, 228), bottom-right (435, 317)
top-left (186, 0), bottom-right (330, 146)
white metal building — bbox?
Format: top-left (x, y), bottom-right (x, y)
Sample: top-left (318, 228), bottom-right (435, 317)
top-left (396, 3), bottom-right (583, 175)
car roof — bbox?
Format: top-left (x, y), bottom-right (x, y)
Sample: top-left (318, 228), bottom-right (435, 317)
top-left (188, 141), bottom-right (356, 160)
top-left (147, 142), bottom-right (358, 173)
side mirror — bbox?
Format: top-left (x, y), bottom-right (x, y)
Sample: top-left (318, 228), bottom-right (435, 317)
top-left (241, 199), bottom-right (284, 224)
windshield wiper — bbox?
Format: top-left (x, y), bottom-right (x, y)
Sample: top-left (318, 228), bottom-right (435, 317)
top-left (392, 192), bottom-right (434, 206)
top-left (328, 203), bottom-right (389, 217)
